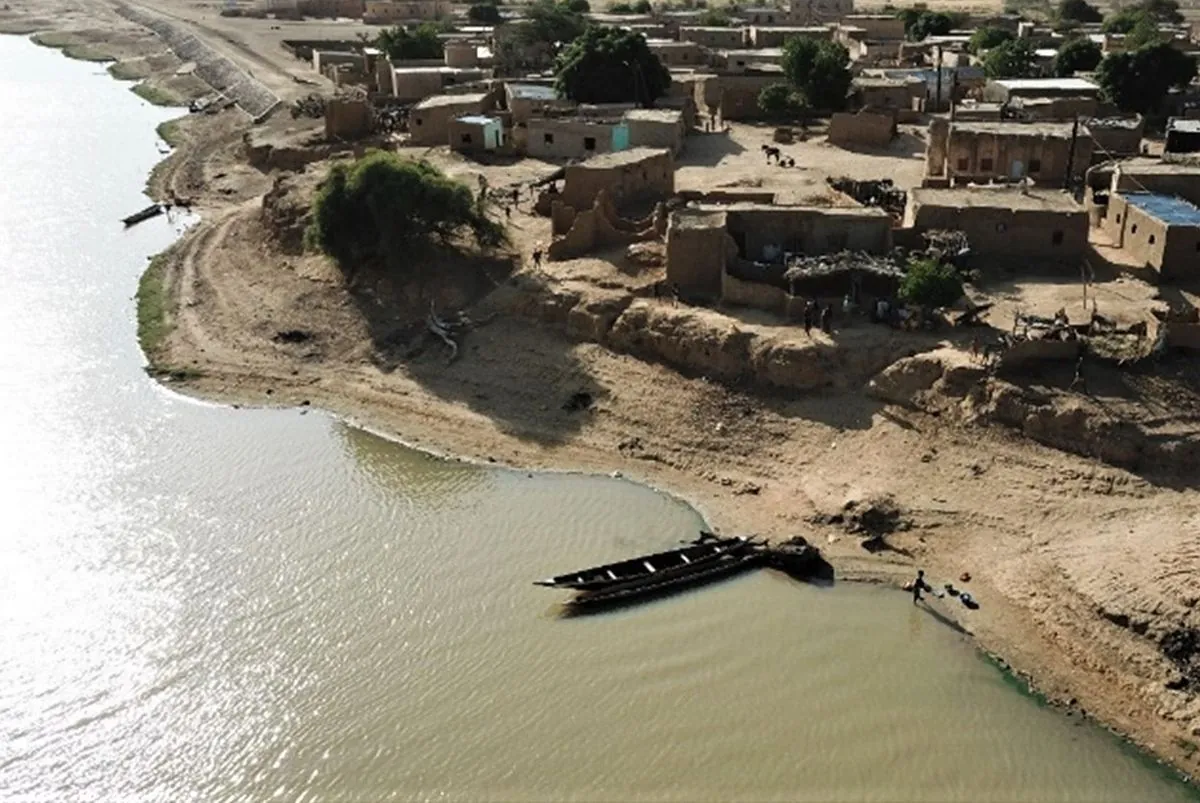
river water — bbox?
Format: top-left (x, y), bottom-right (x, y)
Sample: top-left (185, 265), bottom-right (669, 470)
top-left (0, 35), bottom-right (1195, 803)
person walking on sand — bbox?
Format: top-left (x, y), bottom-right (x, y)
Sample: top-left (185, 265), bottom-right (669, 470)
top-left (820, 303), bottom-right (833, 334)
top-left (803, 301), bottom-right (813, 336)
top-left (532, 247), bottom-right (543, 271)
top-left (912, 569), bottom-right (927, 604)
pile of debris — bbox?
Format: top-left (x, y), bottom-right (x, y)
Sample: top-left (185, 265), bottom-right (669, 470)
top-left (827, 176), bottom-right (907, 219)
top-left (782, 251), bottom-right (905, 283)
top-left (809, 496), bottom-right (913, 553)
top-left (374, 104), bottom-right (408, 134)
top-left (921, 229), bottom-right (971, 269)
top-left (291, 93), bottom-right (327, 120)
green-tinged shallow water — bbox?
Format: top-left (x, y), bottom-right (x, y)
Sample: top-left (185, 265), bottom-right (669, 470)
top-left (0, 35), bottom-right (1195, 802)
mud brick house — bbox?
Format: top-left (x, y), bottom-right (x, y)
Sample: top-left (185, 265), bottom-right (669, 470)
top-left (924, 119), bottom-right (1093, 187)
top-left (1101, 192), bottom-right (1200, 279)
top-left (903, 187), bottom-right (1089, 266)
top-left (666, 204), bottom-right (892, 300)
top-left (559, 148), bottom-right (674, 213)
top-left (408, 92), bottom-right (492, 146)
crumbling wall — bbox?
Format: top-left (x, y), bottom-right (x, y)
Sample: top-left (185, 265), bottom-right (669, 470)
top-left (324, 98), bottom-right (370, 140)
top-left (722, 272), bottom-right (788, 314)
top-left (547, 190), bottom-right (660, 260)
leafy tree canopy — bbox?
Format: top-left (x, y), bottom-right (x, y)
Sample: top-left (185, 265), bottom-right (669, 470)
top-left (1140, 0), bottom-right (1184, 23)
top-left (609, 1), bottom-right (633, 9)
top-left (1057, 0), bottom-right (1102, 22)
top-left (633, 0), bottom-right (652, 10)
top-left (967, 26), bottom-right (1015, 54)
top-left (467, 2), bottom-right (502, 23)
top-left (757, 82), bottom-right (806, 119)
top-left (983, 38), bottom-right (1038, 78)
top-left (781, 36), bottom-right (852, 111)
top-left (520, 0), bottom-right (588, 48)
top-left (1096, 42), bottom-right (1198, 114)
top-left (565, 0), bottom-right (591, 12)
top-left (306, 153), bottom-right (505, 281)
top-left (900, 258), bottom-right (965, 309)
top-left (898, 9), bottom-right (954, 41)
top-left (1103, 7), bottom-right (1149, 32)
top-left (376, 24), bottom-right (444, 60)
top-left (1123, 14), bottom-right (1168, 48)
top-left (553, 26), bottom-right (671, 104)
top-left (1053, 36), bottom-right (1102, 75)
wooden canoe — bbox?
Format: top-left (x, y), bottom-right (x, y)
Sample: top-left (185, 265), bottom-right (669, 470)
top-left (567, 551), bottom-right (765, 609)
top-left (534, 534), bottom-right (754, 592)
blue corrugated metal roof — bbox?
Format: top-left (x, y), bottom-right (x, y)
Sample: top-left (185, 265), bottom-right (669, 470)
top-left (1123, 192), bottom-right (1200, 226)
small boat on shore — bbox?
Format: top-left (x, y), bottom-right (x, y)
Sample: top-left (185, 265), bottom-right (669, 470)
top-left (568, 549), bottom-right (764, 609)
top-left (121, 203), bottom-right (163, 227)
top-left (534, 534), bottom-right (755, 592)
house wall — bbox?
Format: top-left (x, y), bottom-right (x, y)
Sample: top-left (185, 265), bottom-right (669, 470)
top-left (943, 128), bottom-right (1092, 185)
top-left (723, 272), bottom-right (788, 314)
top-left (560, 149), bottom-right (674, 212)
top-left (525, 119), bottom-right (628, 160)
top-left (856, 82), bottom-right (922, 110)
top-left (714, 74), bottom-right (781, 119)
top-left (448, 118), bottom-right (505, 151)
top-left (1112, 170), bottom-right (1200, 206)
top-left (1088, 119), bottom-right (1143, 157)
top-left (906, 202), bottom-right (1089, 264)
top-left (1106, 197), bottom-right (1200, 279)
top-left (666, 217), bottom-right (729, 299)
top-left (324, 98), bottom-right (371, 139)
top-left (410, 98), bottom-right (488, 145)
top-left (789, 0), bottom-right (853, 25)
top-left (312, 50), bottom-right (363, 73)
top-left (363, 0), bottom-right (450, 23)
top-left (750, 26), bottom-right (831, 48)
top-left (392, 69), bottom-right (445, 102)
top-left (724, 208), bottom-right (892, 261)
top-left (679, 26), bottom-right (746, 49)
top-left (647, 40), bottom-right (708, 67)
top-left (841, 15), bottom-right (906, 40)
top-left (828, 110), bottom-right (895, 148)
top-left (625, 116), bottom-right (685, 154)
top-left (444, 41), bottom-right (478, 68)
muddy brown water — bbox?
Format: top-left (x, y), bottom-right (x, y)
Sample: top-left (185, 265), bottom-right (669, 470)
top-left (0, 36), bottom-right (1196, 802)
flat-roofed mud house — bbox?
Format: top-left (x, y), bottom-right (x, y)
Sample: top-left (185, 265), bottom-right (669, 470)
top-left (559, 148), bottom-right (675, 213)
top-left (448, 114), bottom-right (506, 152)
top-left (363, 0), bottom-right (451, 23)
top-left (924, 119), bottom-right (1093, 187)
top-left (1101, 192), bottom-right (1200, 279)
top-left (982, 77), bottom-right (1101, 103)
top-left (789, 0), bottom-right (853, 25)
top-left (409, 92), bottom-right (492, 146)
top-left (524, 116), bottom-right (630, 160)
top-left (904, 187), bottom-right (1089, 266)
top-left (666, 204), bottom-right (893, 301)
top-left (749, 26), bottom-right (831, 48)
top-left (623, 108), bottom-right (686, 154)
top-left (646, 39), bottom-right (708, 67)
top-left (679, 26), bottom-right (746, 49)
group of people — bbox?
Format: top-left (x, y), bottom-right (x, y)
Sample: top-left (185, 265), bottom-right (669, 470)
top-left (802, 300), bottom-right (834, 336)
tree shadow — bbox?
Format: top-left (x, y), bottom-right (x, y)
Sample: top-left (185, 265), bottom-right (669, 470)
top-left (677, 130), bottom-right (747, 167)
top-left (345, 249), bottom-right (606, 446)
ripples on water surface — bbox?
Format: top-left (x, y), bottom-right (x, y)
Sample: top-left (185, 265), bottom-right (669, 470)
top-left (0, 35), bottom-right (1196, 802)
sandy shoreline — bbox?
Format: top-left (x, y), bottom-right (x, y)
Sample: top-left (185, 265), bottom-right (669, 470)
top-left (7, 0), bottom-right (1200, 785)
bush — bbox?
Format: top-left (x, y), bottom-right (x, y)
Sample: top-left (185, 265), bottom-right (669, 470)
top-left (609, 1), bottom-right (633, 9)
top-left (468, 2), bottom-right (503, 22)
top-left (696, 7), bottom-right (733, 25)
top-left (376, 24), bottom-right (443, 60)
top-left (633, 0), bottom-right (652, 10)
top-left (307, 152), bottom-right (505, 280)
top-left (899, 258), bottom-right (965, 309)
top-left (564, 0), bottom-right (590, 11)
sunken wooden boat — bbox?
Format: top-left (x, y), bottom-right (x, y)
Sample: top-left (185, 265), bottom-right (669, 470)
top-left (568, 549), bottom-right (765, 609)
top-left (534, 534), bottom-right (755, 592)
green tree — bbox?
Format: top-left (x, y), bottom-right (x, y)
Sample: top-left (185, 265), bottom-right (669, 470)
top-left (633, 0), bottom-right (652, 10)
top-left (306, 153), bottom-right (505, 283)
top-left (781, 37), bottom-right (852, 111)
top-left (1123, 15), bottom-right (1166, 48)
top-left (1102, 7), bottom-right (1148, 33)
top-left (983, 38), bottom-right (1038, 78)
top-left (522, 0), bottom-right (588, 47)
top-left (757, 82), bottom-right (804, 119)
top-left (609, 1), bottom-right (633, 9)
top-left (967, 26), bottom-right (1014, 54)
top-left (901, 10), bottom-right (954, 41)
top-left (376, 24), bottom-right (444, 60)
top-left (1096, 43), bottom-right (1198, 114)
top-left (899, 258), bottom-right (965, 309)
top-left (1140, 0), bottom-right (1183, 23)
top-left (467, 2), bottom-right (502, 22)
top-left (553, 26), bottom-right (671, 104)
top-left (1057, 0), bottom-right (1102, 22)
top-left (1053, 36), bottom-right (1102, 75)
top-left (565, 0), bottom-right (591, 11)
